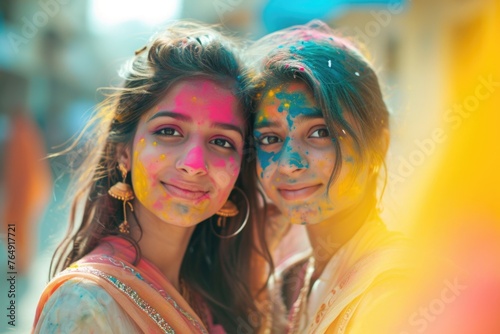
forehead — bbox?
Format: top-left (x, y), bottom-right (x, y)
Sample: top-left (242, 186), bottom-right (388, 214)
top-left (256, 81), bottom-right (321, 124)
top-left (152, 77), bottom-right (243, 124)
top-left (166, 77), bottom-right (234, 98)
top-left (260, 81), bottom-right (315, 105)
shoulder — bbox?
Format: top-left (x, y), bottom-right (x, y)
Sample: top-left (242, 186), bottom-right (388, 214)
top-left (34, 277), bottom-right (138, 333)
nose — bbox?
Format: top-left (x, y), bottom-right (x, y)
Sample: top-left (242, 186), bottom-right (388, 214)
top-left (176, 145), bottom-right (208, 176)
top-left (277, 140), bottom-right (308, 176)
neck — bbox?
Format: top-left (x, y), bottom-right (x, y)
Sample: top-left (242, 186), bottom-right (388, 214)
top-left (306, 195), bottom-right (376, 280)
top-left (129, 203), bottom-right (196, 290)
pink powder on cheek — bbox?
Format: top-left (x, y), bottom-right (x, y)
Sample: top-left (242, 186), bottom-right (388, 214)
top-left (225, 156), bottom-right (240, 177)
top-left (152, 200), bottom-right (164, 211)
top-left (231, 165), bottom-right (240, 177)
top-left (212, 158), bottom-right (227, 168)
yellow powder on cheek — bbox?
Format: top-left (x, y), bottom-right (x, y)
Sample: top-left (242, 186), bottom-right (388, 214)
top-left (132, 151), bottom-right (150, 205)
top-left (336, 170), bottom-right (364, 200)
top-left (161, 211), bottom-right (169, 220)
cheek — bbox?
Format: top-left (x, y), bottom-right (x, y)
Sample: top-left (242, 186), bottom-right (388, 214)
top-left (329, 155), bottom-right (368, 201)
top-left (131, 139), bottom-right (165, 199)
top-left (317, 153), bottom-right (336, 177)
top-left (211, 156), bottom-right (241, 193)
top-left (256, 148), bottom-right (278, 178)
top-left (132, 153), bottom-right (151, 202)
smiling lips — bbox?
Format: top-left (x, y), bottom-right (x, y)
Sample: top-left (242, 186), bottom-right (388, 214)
top-left (277, 184), bottom-right (322, 201)
top-left (162, 181), bottom-right (209, 201)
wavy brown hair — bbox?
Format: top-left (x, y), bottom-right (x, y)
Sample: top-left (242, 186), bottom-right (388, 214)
top-left (50, 21), bottom-right (271, 332)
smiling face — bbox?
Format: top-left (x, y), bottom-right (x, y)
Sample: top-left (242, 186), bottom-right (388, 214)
top-left (123, 78), bottom-right (245, 227)
top-left (254, 81), bottom-right (371, 225)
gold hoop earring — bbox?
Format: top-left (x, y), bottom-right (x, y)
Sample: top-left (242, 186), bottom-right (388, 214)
top-left (216, 199), bottom-right (239, 228)
top-left (211, 187), bottom-right (249, 239)
top-left (108, 163), bottom-right (134, 234)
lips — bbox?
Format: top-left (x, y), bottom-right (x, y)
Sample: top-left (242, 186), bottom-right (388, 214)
top-left (277, 184), bottom-right (322, 201)
top-left (162, 181), bottom-right (209, 201)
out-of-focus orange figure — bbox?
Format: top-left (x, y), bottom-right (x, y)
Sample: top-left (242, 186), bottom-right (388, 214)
top-left (3, 110), bottom-right (52, 274)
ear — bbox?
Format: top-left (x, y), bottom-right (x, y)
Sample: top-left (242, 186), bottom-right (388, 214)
top-left (116, 143), bottom-right (132, 171)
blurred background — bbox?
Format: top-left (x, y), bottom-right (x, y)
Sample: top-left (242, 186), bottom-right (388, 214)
top-left (1, 0), bottom-right (499, 332)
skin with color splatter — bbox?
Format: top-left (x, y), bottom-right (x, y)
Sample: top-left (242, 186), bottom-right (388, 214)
top-left (126, 78), bottom-right (244, 227)
top-left (254, 81), bottom-right (370, 225)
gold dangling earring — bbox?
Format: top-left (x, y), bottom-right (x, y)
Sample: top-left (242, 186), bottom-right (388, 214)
top-left (212, 187), bottom-right (250, 239)
top-left (108, 163), bottom-right (134, 234)
top-left (215, 198), bottom-right (239, 228)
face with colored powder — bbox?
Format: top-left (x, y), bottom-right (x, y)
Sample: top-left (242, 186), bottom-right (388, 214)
top-left (254, 81), bottom-right (371, 225)
top-left (123, 78), bottom-right (244, 227)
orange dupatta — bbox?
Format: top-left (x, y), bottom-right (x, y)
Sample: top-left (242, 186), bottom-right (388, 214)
top-left (33, 236), bottom-right (208, 333)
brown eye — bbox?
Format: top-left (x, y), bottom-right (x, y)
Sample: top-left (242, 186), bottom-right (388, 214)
top-left (310, 128), bottom-right (330, 138)
top-left (259, 135), bottom-right (282, 145)
top-left (210, 138), bottom-right (234, 149)
top-left (154, 127), bottom-right (181, 136)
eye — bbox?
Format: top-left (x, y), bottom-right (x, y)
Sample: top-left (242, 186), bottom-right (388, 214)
top-left (258, 135), bottom-right (282, 145)
top-left (309, 128), bottom-right (330, 138)
top-left (210, 138), bottom-right (234, 149)
top-left (154, 127), bottom-right (182, 136)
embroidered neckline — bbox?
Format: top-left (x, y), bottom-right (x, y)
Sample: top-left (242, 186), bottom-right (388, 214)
top-left (65, 266), bottom-right (175, 333)
top-left (64, 254), bottom-right (208, 334)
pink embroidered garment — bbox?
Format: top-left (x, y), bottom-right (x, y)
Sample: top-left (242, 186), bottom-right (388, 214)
top-left (33, 236), bottom-right (224, 333)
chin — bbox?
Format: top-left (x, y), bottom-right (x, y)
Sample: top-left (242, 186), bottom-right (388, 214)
top-left (282, 206), bottom-right (324, 226)
top-left (160, 208), bottom-right (209, 227)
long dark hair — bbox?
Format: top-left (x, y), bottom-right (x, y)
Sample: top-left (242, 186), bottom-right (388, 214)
top-left (50, 21), bottom-right (271, 332)
top-left (247, 20), bottom-right (390, 210)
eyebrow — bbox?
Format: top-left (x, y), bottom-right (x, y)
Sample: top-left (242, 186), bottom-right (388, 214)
top-left (254, 119), bottom-right (280, 130)
top-left (147, 111), bottom-right (191, 123)
top-left (294, 109), bottom-right (324, 123)
top-left (148, 110), bottom-right (244, 139)
top-left (254, 108), bottom-right (324, 129)
top-left (211, 122), bottom-right (244, 139)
